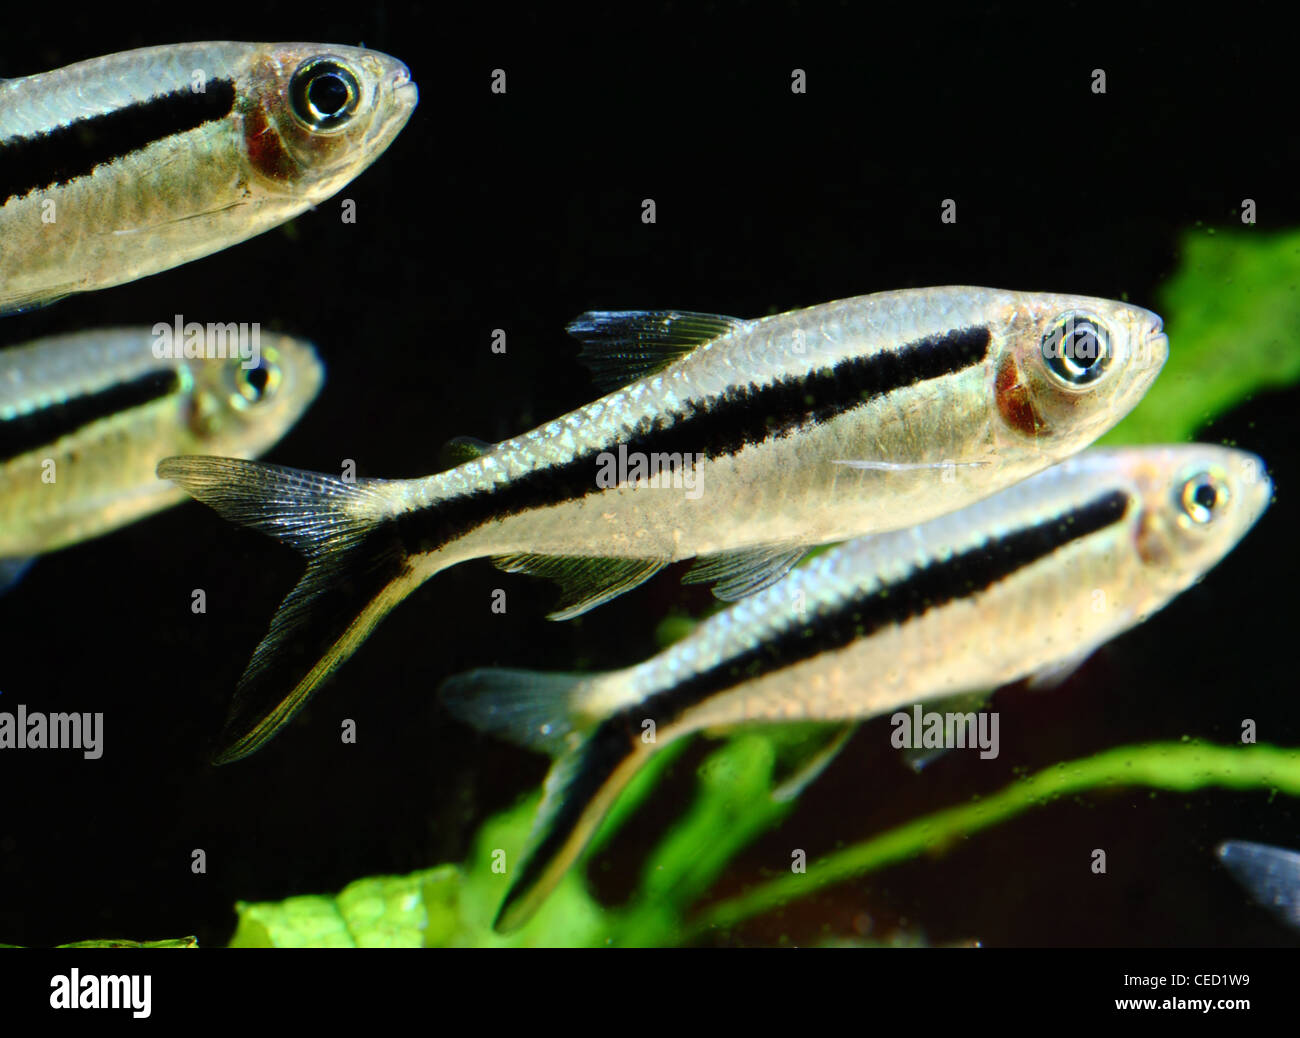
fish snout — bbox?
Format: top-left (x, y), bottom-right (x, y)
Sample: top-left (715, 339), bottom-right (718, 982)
top-left (389, 63), bottom-right (418, 104)
top-left (1138, 313), bottom-right (1168, 371)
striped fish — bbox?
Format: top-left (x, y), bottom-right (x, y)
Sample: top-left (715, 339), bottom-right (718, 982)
top-left (0, 42), bottom-right (417, 315)
top-left (0, 327), bottom-right (322, 577)
top-left (441, 445), bottom-right (1272, 931)
top-left (158, 287), bottom-right (1167, 762)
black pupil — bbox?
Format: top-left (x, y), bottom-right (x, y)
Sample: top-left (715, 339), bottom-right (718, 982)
top-left (309, 73), bottom-right (350, 116)
top-left (245, 365), bottom-right (270, 398)
top-left (1193, 482), bottom-right (1217, 511)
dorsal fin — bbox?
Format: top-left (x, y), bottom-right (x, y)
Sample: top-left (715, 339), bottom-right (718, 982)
top-left (565, 310), bottom-right (747, 393)
top-left (682, 544), bottom-right (808, 601)
top-left (491, 553), bottom-right (668, 620)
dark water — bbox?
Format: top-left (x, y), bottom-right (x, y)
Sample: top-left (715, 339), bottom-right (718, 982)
top-left (1, 4), bottom-right (1297, 947)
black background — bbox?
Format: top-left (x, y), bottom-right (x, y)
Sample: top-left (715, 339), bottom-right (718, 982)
top-left (0, 2), bottom-right (1297, 949)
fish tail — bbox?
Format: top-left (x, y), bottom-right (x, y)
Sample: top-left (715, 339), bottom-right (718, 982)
top-left (157, 456), bottom-right (416, 763)
top-left (440, 667), bottom-right (649, 932)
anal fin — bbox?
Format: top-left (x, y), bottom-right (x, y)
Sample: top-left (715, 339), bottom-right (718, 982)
top-left (0, 290), bottom-right (73, 317)
top-left (683, 544), bottom-right (808, 601)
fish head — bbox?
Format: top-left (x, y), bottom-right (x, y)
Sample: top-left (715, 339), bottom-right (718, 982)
top-left (185, 332), bottom-right (325, 456)
top-left (991, 293), bottom-right (1168, 453)
top-left (240, 43), bottom-right (418, 197)
top-left (1121, 444), bottom-right (1272, 593)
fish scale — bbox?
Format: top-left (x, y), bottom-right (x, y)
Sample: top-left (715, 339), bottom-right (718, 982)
top-left (0, 42), bottom-right (417, 314)
top-left (159, 286), bottom-right (1166, 764)
top-left (442, 445), bottom-right (1273, 931)
top-left (0, 327), bottom-right (321, 560)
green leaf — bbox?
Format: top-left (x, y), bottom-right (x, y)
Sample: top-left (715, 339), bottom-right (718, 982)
top-left (230, 866), bottom-right (461, 948)
top-left (1101, 226), bottom-right (1300, 445)
top-left (0, 936), bottom-right (198, 948)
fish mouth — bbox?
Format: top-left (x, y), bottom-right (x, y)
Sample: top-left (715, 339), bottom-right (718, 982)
top-left (1240, 466), bottom-right (1274, 529)
top-left (1136, 317), bottom-right (1169, 373)
top-left (362, 67), bottom-right (418, 150)
top-left (389, 64), bottom-right (419, 107)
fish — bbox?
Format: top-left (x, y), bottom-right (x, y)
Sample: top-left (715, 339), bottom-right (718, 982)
top-left (440, 444), bottom-right (1271, 931)
top-left (0, 42), bottom-right (417, 315)
top-left (157, 287), bottom-right (1168, 762)
top-left (0, 325), bottom-right (322, 577)
top-left (1217, 840), bottom-right (1300, 931)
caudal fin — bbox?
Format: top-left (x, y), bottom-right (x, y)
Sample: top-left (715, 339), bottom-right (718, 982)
top-left (158, 456), bottom-right (415, 763)
top-left (441, 667), bottom-right (647, 932)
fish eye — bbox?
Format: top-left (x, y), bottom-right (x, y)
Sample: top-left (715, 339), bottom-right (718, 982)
top-left (1041, 312), bottom-right (1112, 387)
top-left (290, 58), bottom-right (361, 131)
top-left (1178, 472), bottom-right (1228, 525)
top-left (230, 359), bottom-right (281, 408)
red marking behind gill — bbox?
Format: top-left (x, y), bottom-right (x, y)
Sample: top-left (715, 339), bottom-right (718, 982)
top-left (995, 353), bottom-right (1046, 437)
top-left (241, 104), bottom-right (296, 183)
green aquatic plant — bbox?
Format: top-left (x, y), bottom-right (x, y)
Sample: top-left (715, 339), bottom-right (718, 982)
top-left (690, 740), bottom-right (1300, 936)
top-left (225, 224), bottom-right (1300, 947)
top-left (1098, 226), bottom-right (1300, 446)
top-left (0, 937), bottom-right (197, 948)
top-left (11, 224), bottom-right (1298, 950)
top-left (226, 739), bottom-right (1300, 947)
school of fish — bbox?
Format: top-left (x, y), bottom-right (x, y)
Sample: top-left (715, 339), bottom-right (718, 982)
top-left (0, 40), bottom-right (1280, 939)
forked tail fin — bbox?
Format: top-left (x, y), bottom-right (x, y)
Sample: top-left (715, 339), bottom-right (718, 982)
top-left (440, 666), bottom-right (648, 933)
top-left (157, 456), bottom-right (415, 763)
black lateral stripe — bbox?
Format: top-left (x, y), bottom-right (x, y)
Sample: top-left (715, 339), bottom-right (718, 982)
top-left (0, 79), bottom-right (237, 206)
top-left (397, 325), bottom-right (992, 552)
top-left (498, 487), bottom-right (1130, 920)
top-left (0, 369), bottom-right (181, 463)
top-left (628, 488), bottom-right (1132, 730)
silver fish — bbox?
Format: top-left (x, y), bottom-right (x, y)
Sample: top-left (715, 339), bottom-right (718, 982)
top-left (0, 326), bottom-right (322, 577)
top-left (442, 445), bottom-right (1271, 931)
top-left (0, 42), bottom-right (417, 314)
top-left (158, 287), bottom-right (1167, 761)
